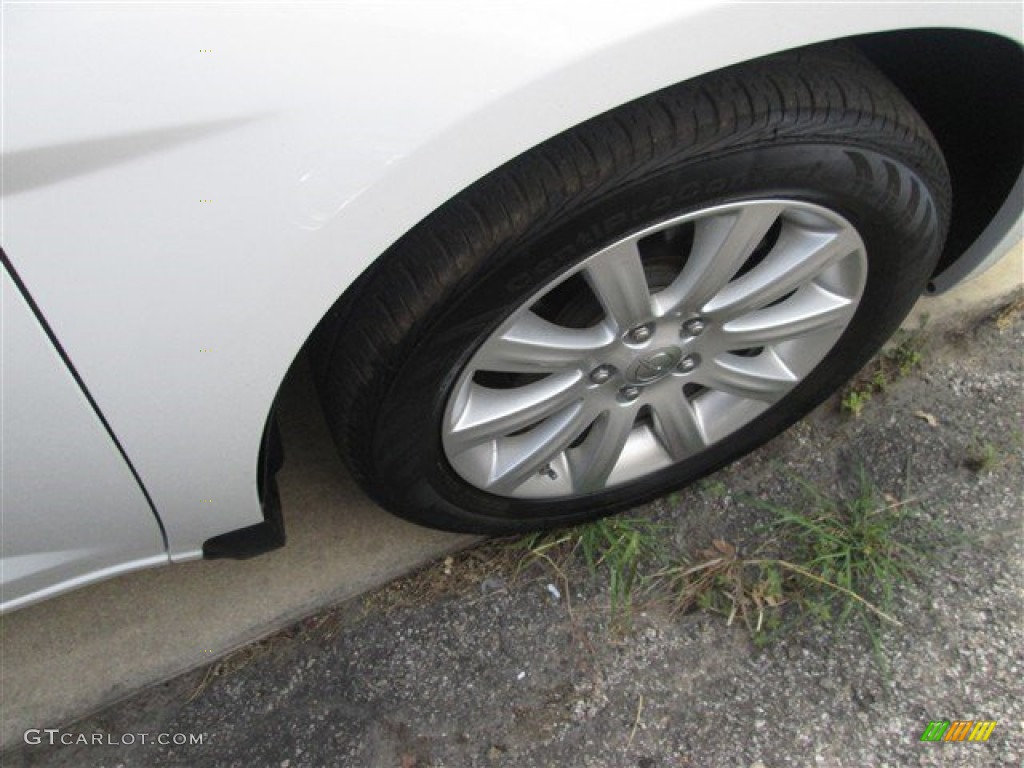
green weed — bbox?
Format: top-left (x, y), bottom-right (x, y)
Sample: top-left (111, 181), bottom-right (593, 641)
top-left (840, 324), bottom-right (928, 418)
top-left (698, 478), bottom-right (729, 498)
top-left (659, 468), bottom-right (930, 658)
top-left (517, 516), bottom-right (668, 626)
top-left (963, 436), bottom-right (1001, 474)
top-left (841, 389), bottom-right (872, 418)
top-left (761, 469), bottom-right (922, 626)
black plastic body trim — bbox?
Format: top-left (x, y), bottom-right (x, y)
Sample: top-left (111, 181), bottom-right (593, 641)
top-left (202, 411), bottom-right (286, 559)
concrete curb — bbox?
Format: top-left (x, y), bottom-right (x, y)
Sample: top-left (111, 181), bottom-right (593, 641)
top-left (903, 242), bottom-right (1022, 331)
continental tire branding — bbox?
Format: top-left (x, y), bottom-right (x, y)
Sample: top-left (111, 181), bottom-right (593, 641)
top-left (504, 158), bottom-right (831, 296)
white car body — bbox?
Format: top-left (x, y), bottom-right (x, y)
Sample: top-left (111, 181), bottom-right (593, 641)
top-left (2, 1), bottom-right (1021, 612)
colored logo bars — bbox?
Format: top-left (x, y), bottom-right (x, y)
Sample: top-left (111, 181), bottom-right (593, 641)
top-left (920, 720), bottom-right (997, 742)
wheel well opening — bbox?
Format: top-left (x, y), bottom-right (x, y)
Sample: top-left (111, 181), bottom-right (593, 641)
top-left (853, 29), bottom-right (1024, 286)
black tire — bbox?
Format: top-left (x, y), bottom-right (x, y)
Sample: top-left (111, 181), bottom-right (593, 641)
top-left (311, 44), bottom-right (951, 534)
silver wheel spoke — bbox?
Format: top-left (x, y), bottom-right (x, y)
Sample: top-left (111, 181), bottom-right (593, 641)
top-left (705, 226), bottom-right (858, 318)
top-left (648, 386), bottom-right (708, 460)
top-left (488, 402), bottom-right (591, 494)
top-left (583, 238), bottom-right (653, 331)
top-left (569, 407), bottom-right (637, 493)
top-left (472, 311), bottom-right (612, 373)
top-left (447, 371), bottom-right (583, 452)
top-left (654, 203), bottom-right (785, 316)
top-left (443, 199), bottom-right (867, 499)
top-left (701, 349), bottom-right (799, 402)
top-left (719, 284), bottom-right (857, 348)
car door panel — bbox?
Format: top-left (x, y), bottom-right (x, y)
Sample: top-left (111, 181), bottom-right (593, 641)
top-left (1, 264), bottom-right (168, 613)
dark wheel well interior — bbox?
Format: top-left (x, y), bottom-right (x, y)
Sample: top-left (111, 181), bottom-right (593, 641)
top-left (853, 29), bottom-right (1023, 286)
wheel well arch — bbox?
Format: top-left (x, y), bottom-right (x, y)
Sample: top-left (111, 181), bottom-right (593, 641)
top-left (309, 28), bottom-right (1021, 343)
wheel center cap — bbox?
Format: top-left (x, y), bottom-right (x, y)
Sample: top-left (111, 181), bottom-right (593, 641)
top-left (627, 346), bottom-right (683, 384)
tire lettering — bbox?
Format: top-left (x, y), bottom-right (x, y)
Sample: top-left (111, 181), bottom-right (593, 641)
top-left (505, 161), bottom-right (832, 297)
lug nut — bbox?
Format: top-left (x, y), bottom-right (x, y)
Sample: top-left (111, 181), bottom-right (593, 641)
top-left (681, 318), bottom-right (708, 337)
top-left (589, 365), bottom-right (615, 384)
top-left (628, 323), bottom-right (654, 344)
top-left (677, 354), bottom-right (700, 373)
top-left (618, 386), bottom-right (642, 402)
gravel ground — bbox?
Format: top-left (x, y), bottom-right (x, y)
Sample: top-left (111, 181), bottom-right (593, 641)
top-left (7, 304), bottom-right (1022, 768)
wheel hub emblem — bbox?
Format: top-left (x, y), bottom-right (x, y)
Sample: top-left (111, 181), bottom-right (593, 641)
top-left (629, 347), bottom-right (683, 383)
